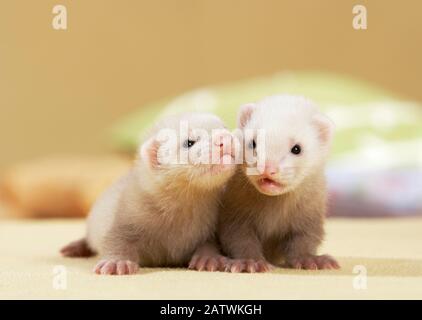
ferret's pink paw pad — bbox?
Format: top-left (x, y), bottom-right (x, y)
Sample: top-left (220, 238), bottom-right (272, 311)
top-left (287, 254), bottom-right (340, 270)
top-left (93, 259), bottom-right (139, 275)
top-left (188, 255), bottom-right (227, 272)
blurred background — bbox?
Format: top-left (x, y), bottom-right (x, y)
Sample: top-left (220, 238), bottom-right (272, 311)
top-left (0, 0), bottom-right (421, 218)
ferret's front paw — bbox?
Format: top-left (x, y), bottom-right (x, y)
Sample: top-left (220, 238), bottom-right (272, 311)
top-left (224, 259), bottom-right (274, 273)
top-left (188, 254), bottom-right (228, 272)
top-left (286, 254), bottom-right (340, 270)
top-left (93, 259), bottom-right (139, 275)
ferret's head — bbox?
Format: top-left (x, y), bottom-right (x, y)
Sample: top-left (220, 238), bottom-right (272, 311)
top-left (138, 112), bottom-right (238, 191)
top-left (238, 95), bottom-right (334, 196)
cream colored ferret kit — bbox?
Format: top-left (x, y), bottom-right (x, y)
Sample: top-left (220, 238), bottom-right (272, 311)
top-left (61, 95), bottom-right (339, 275)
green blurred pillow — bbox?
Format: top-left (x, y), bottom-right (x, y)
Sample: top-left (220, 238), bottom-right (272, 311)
top-left (111, 71), bottom-right (422, 169)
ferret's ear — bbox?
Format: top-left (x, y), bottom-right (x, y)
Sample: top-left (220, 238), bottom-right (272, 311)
top-left (238, 103), bottom-right (256, 128)
top-left (140, 137), bottom-right (160, 168)
top-left (312, 113), bottom-right (335, 145)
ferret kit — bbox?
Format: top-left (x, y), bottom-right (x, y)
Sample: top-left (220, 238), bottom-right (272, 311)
top-left (218, 95), bottom-right (339, 272)
top-left (61, 95), bottom-right (339, 274)
top-left (62, 112), bottom-right (237, 274)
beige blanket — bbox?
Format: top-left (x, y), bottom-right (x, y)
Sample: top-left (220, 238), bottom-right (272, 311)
top-left (0, 217), bottom-right (421, 299)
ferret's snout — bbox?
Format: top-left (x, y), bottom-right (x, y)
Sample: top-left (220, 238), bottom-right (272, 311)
top-left (262, 162), bottom-right (279, 176)
top-left (213, 131), bottom-right (234, 157)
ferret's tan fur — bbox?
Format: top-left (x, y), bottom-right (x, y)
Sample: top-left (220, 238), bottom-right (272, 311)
top-left (61, 113), bottom-right (236, 275)
top-left (218, 95), bottom-right (339, 272)
top-left (219, 167), bottom-right (329, 271)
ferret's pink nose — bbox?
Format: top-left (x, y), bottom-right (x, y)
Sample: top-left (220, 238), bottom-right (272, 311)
top-left (213, 132), bottom-right (231, 147)
top-left (213, 131), bottom-right (234, 159)
top-left (263, 163), bottom-right (279, 176)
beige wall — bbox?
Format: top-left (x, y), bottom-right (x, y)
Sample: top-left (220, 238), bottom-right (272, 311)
top-left (0, 0), bottom-right (421, 168)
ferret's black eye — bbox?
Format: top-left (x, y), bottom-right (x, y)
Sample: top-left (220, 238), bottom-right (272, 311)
top-left (291, 144), bottom-right (301, 155)
top-left (183, 139), bottom-right (196, 148)
top-left (248, 139), bottom-right (256, 149)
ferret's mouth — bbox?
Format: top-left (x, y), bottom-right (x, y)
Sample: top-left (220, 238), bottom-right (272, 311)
top-left (256, 177), bottom-right (284, 194)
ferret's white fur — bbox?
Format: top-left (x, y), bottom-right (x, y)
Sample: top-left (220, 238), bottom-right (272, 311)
top-left (240, 94), bottom-right (334, 194)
